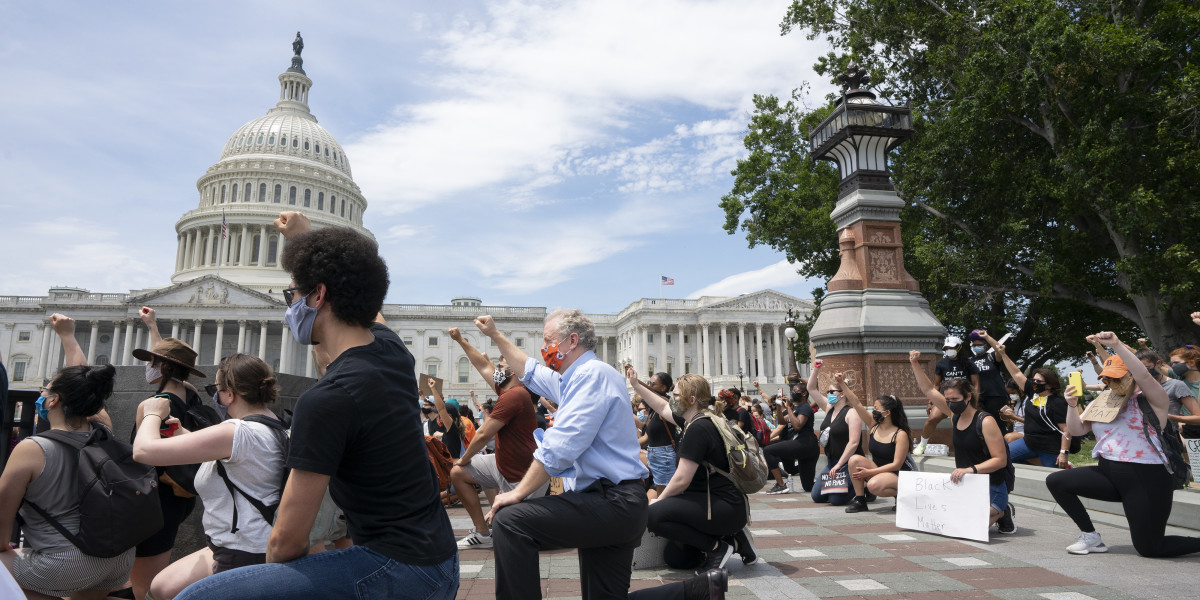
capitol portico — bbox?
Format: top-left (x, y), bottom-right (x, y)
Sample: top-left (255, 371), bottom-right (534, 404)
top-left (0, 35), bottom-right (814, 396)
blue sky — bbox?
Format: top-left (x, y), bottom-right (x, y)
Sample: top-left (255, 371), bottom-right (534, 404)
top-left (0, 0), bottom-right (836, 313)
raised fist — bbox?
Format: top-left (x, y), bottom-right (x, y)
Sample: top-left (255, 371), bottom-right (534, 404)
top-left (1094, 331), bottom-right (1120, 346)
top-left (49, 313), bottom-right (75, 337)
top-left (139, 306), bottom-right (157, 328)
top-left (448, 327), bottom-right (463, 342)
top-left (474, 315), bottom-right (498, 338)
top-left (908, 350), bottom-right (921, 362)
top-left (274, 211), bottom-right (312, 239)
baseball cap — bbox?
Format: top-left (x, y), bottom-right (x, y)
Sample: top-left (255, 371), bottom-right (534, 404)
top-left (1099, 355), bottom-right (1129, 379)
top-left (943, 336), bottom-right (963, 349)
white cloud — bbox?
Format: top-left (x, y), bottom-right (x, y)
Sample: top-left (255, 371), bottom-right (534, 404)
top-left (687, 259), bottom-right (807, 299)
top-left (0, 219), bottom-right (167, 296)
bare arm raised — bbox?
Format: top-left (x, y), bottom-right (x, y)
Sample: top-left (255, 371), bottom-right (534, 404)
top-left (475, 316), bottom-right (530, 379)
top-left (909, 350), bottom-right (951, 418)
top-left (835, 372), bottom-right (872, 426)
top-left (49, 313), bottom-right (85, 368)
top-left (450, 327), bottom-right (496, 382)
top-left (626, 364), bottom-right (674, 424)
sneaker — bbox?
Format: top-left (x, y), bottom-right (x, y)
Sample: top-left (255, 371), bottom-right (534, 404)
top-left (697, 540), bottom-right (733, 575)
top-left (1066, 531), bottom-right (1108, 555)
top-left (765, 482), bottom-right (789, 495)
top-left (456, 529), bottom-right (493, 549)
top-left (912, 441), bottom-right (927, 455)
top-left (997, 504), bottom-right (1016, 534)
top-left (731, 527), bottom-right (758, 565)
top-left (684, 568), bottom-right (728, 600)
top-left (844, 496), bottom-right (870, 514)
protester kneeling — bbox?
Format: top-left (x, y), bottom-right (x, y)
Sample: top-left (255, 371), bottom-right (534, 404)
top-left (132, 354), bottom-right (287, 599)
top-left (835, 378), bottom-right (913, 513)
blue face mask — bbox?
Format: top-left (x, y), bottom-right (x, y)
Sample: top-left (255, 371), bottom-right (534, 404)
top-left (972, 345), bottom-right (986, 355)
top-left (284, 293), bottom-right (318, 345)
top-left (213, 390), bottom-right (229, 421)
top-left (827, 393), bottom-right (839, 405)
top-left (34, 395), bottom-right (51, 421)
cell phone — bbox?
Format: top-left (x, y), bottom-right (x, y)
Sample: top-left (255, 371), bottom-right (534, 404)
top-left (159, 422), bottom-right (179, 437)
top-left (1068, 371), bottom-right (1084, 397)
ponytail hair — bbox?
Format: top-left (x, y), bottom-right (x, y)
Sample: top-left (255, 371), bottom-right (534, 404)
top-left (878, 394), bottom-right (911, 440)
top-left (50, 364), bottom-right (116, 421)
top-left (217, 353), bottom-right (279, 406)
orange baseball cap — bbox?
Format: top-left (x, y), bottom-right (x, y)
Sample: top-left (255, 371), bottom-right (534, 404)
top-left (1099, 355), bottom-right (1129, 379)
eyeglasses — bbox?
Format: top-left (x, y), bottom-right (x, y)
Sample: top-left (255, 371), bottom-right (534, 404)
top-left (39, 387), bottom-right (56, 397)
top-left (204, 383), bottom-right (220, 396)
top-left (827, 389), bottom-right (840, 394)
top-left (282, 286), bottom-right (307, 305)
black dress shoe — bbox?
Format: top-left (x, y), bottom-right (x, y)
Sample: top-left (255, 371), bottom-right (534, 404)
top-left (683, 568), bottom-right (728, 600)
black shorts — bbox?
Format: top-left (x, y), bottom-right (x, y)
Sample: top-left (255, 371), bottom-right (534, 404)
top-left (207, 538), bottom-right (266, 573)
top-left (135, 483), bottom-right (196, 557)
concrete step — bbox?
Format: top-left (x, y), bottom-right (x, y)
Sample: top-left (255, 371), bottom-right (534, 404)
top-left (912, 455), bottom-right (1200, 532)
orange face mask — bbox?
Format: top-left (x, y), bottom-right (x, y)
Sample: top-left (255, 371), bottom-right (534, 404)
top-left (541, 342), bottom-right (566, 371)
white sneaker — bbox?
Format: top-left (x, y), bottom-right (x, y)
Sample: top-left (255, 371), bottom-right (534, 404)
top-left (912, 441), bottom-right (927, 456)
top-left (457, 529), bottom-right (493, 549)
top-left (1066, 532), bottom-right (1107, 555)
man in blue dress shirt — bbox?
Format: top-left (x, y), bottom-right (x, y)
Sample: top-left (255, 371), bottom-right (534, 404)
top-left (476, 309), bottom-right (649, 600)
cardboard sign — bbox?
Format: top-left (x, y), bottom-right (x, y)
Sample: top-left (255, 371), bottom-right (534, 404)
top-left (1187, 438), bottom-right (1200, 485)
top-left (896, 471), bottom-right (990, 542)
top-left (1079, 390), bottom-right (1128, 423)
top-left (418, 373), bottom-right (444, 398)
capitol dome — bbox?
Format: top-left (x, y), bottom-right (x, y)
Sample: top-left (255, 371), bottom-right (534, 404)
top-left (171, 34), bottom-right (373, 294)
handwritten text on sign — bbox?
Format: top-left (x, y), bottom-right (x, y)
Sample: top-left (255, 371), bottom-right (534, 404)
top-left (896, 472), bottom-right (990, 542)
top-left (1187, 439), bottom-right (1200, 485)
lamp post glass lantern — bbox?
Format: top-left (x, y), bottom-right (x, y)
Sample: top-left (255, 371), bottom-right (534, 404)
top-left (737, 368), bottom-right (744, 395)
top-left (784, 308), bottom-right (802, 386)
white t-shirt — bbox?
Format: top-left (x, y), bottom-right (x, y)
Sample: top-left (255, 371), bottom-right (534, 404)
top-left (1091, 395), bottom-right (1164, 465)
top-left (193, 419), bottom-right (287, 552)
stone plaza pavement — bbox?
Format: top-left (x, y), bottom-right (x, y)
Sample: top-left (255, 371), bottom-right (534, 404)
top-left (450, 491), bottom-right (1200, 599)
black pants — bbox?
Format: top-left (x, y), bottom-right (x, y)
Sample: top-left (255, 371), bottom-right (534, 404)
top-left (492, 479), bottom-right (648, 600)
top-left (763, 439), bottom-right (820, 491)
top-left (980, 395), bottom-right (1011, 435)
top-left (1046, 457), bottom-right (1200, 558)
top-left (646, 491), bottom-right (747, 551)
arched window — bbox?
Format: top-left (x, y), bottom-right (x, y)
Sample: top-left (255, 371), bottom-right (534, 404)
top-left (304, 140), bottom-right (310, 151)
top-left (244, 184), bottom-right (251, 202)
top-left (231, 184), bottom-right (238, 202)
top-left (315, 143), bottom-right (320, 154)
top-left (324, 147), bottom-right (329, 157)
top-left (303, 189), bottom-right (311, 207)
top-left (292, 138), bottom-right (298, 148)
top-left (274, 184), bottom-right (282, 203)
top-left (258, 183), bottom-right (266, 202)
top-left (457, 357), bottom-right (470, 383)
top-left (317, 192), bottom-right (324, 210)
top-left (257, 135), bottom-right (263, 144)
top-left (269, 134), bottom-right (275, 144)
top-left (252, 235), bottom-right (261, 263)
top-left (289, 186), bottom-right (297, 205)
top-left (211, 236), bottom-right (219, 265)
top-left (280, 135), bottom-right (286, 146)
top-left (340, 199), bottom-right (345, 217)
top-left (329, 195), bottom-right (336, 214)
top-left (268, 236), bottom-right (278, 264)
top-left (220, 185), bottom-right (226, 203)
top-left (96, 354), bottom-right (109, 366)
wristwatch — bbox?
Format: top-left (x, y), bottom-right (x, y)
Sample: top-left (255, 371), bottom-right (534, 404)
top-left (1059, 450), bottom-right (1068, 454)
top-left (970, 465), bottom-right (978, 474)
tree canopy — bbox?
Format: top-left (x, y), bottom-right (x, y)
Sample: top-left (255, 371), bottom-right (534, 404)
top-left (722, 0), bottom-right (1200, 366)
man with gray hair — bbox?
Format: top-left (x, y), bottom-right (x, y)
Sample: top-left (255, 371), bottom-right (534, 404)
top-left (474, 309), bottom-right (649, 599)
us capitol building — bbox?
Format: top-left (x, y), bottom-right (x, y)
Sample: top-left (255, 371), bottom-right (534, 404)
top-left (0, 36), bottom-right (812, 397)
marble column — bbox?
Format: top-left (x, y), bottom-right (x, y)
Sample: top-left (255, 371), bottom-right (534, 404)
top-left (601, 337), bottom-right (608, 364)
top-left (133, 327), bottom-right (145, 362)
top-left (122, 321), bottom-right (135, 366)
top-left (47, 337), bottom-right (61, 372)
top-left (236, 320), bottom-right (247, 354)
top-left (175, 235), bottom-right (185, 272)
top-left (213, 320), bottom-right (225, 365)
top-left (192, 320), bottom-right (203, 358)
top-left (737, 324), bottom-right (747, 378)
top-left (86, 322), bottom-right (100, 364)
top-left (755, 324), bottom-right (766, 382)
top-left (109, 323), bottom-right (122, 368)
top-left (258, 225), bottom-right (268, 266)
top-left (719, 323), bottom-right (729, 377)
top-left (182, 231), bottom-right (192, 269)
top-left (170, 320), bottom-right (180, 340)
top-left (701, 324), bottom-right (711, 377)
top-left (773, 325), bottom-right (784, 384)
top-left (240, 226), bottom-right (252, 265)
top-left (279, 325), bottom-right (290, 374)
top-left (640, 326), bottom-right (649, 375)
top-left (659, 325), bottom-right (667, 373)
top-left (677, 325), bottom-right (686, 375)
top-left (258, 321), bottom-right (269, 360)
top-left (305, 346), bottom-right (315, 378)
top-left (36, 324), bottom-right (51, 378)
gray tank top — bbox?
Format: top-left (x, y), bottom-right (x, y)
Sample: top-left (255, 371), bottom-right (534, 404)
top-left (19, 433), bottom-right (88, 553)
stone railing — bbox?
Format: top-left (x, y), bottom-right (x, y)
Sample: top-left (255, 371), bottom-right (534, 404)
top-left (385, 304), bottom-right (547, 317)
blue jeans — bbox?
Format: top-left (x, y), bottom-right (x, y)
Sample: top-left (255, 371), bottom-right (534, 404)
top-left (811, 463), bottom-right (852, 506)
top-left (646, 445), bottom-right (678, 486)
top-left (989, 482), bottom-right (1009, 513)
top-left (174, 546), bottom-right (458, 600)
top-left (1008, 437), bottom-right (1057, 467)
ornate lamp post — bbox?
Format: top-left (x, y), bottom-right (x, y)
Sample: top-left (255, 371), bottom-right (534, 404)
top-left (784, 308), bottom-right (802, 386)
top-left (804, 62), bottom-right (944, 406)
top-left (736, 368), bottom-right (745, 394)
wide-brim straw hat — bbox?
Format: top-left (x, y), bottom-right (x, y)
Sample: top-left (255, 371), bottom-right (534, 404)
top-left (132, 338), bottom-right (206, 378)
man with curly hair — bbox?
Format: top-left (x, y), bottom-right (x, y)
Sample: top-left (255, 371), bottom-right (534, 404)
top-left (175, 212), bottom-right (458, 600)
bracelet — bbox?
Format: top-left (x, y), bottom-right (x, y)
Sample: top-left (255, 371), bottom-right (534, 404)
top-left (970, 465), bottom-right (978, 474)
top-left (1059, 450), bottom-right (1068, 454)
top-left (141, 414), bottom-right (165, 425)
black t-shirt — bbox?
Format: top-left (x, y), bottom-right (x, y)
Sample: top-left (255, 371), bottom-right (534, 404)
top-left (1020, 379), bottom-right (1068, 454)
top-left (936, 356), bottom-right (973, 382)
top-left (952, 411), bottom-right (1005, 486)
top-left (439, 415), bottom-right (463, 458)
top-left (783, 403), bottom-right (817, 445)
top-left (644, 411), bottom-right (679, 448)
top-left (736, 406), bottom-right (754, 432)
top-left (968, 353), bottom-right (1007, 398)
top-left (287, 323), bottom-right (454, 565)
top-left (678, 416), bottom-right (744, 506)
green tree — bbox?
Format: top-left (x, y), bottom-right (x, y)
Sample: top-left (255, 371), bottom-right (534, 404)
top-left (723, 0), bottom-right (1200, 365)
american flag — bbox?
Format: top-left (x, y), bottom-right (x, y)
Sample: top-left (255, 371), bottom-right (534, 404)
top-left (661, 275), bottom-right (674, 285)
top-left (221, 210), bottom-right (227, 239)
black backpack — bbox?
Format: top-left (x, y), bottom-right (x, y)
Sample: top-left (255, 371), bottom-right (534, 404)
top-left (971, 411), bottom-right (1015, 492)
top-left (133, 390), bottom-right (223, 497)
top-left (214, 414), bottom-right (289, 533)
top-left (22, 424), bottom-right (163, 558)
top-left (1136, 395), bottom-right (1190, 489)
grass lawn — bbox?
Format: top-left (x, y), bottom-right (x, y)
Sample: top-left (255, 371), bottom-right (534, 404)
top-left (1069, 438), bottom-right (1097, 467)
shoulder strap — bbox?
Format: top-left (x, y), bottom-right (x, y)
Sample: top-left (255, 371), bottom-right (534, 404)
top-left (660, 413), bottom-right (678, 450)
top-left (34, 429), bottom-right (92, 451)
top-left (1136, 395), bottom-right (1174, 471)
top-left (214, 460), bottom-right (275, 533)
top-left (973, 411), bottom-right (991, 457)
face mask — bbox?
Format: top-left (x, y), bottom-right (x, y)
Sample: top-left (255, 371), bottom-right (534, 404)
top-left (1109, 376), bottom-right (1135, 397)
top-left (826, 393), bottom-right (839, 405)
top-left (145, 363), bottom-right (163, 385)
top-left (1172, 362), bottom-right (1190, 376)
top-left (541, 340), bottom-right (567, 371)
top-left (1032, 381), bottom-right (1048, 393)
top-left (971, 345), bottom-right (986, 355)
top-left (213, 390), bottom-right (229, 421)
top-left (284, 293), bottom-right (318, 345)
top-left (790, 392), bottom-right (807, 405)
top-left (668, 395), bottom-right (687, 416)
top-left (871, 410), bottom-right (885, 424)
top-left (493, 367), bottom-right (511, 387)
top-left (947, 400), bottom-right (968, 416)
top-left (1009, 393), bottom-right (1020, 402)
top-left (944, 348), bottom-right (958, 359)
top-left (34, 395), bottom-right (51, 421)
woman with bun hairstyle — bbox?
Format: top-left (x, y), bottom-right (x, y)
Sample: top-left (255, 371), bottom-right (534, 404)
top-left (133, 353), bottom-right (286, 599)
top-left (0, 362), bottom-right (132, 600)
top-left (835, 373), bottom-right (912, 513)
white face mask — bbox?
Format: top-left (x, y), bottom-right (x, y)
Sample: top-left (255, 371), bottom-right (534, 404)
top-left (1009, 393), bottom-right (1020, 402)
top-left (145, 363), bottom-right (163, 384)
top-left (944, 349), bottom-right (958, 359)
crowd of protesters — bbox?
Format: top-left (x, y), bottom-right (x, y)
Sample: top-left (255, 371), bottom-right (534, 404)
top-left (2, 211), bottom-right (1200, 599)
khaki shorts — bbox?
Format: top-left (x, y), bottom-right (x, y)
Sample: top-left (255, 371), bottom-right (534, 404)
top-left (13, 545), bottom-right (134, 598)
top-left (461, 454), bottom-right (549, 497)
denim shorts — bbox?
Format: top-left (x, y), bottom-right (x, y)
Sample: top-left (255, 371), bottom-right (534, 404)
top-left (989, 482), bottom-right (1009, 513)
top-left (646, 445), bottom-right (678, 486)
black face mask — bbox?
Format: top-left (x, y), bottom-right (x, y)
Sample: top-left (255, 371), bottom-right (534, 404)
top-left (947, 401), bottom-right (968, 416)
top-left (871, 410), bottom-right (885, 424)
top-left (1172, 362), bottom-right (1191, 376)
top-left (791, 392), bottom-right (807, 405)
top-left (1032, 381), bottom-right (1048, 393)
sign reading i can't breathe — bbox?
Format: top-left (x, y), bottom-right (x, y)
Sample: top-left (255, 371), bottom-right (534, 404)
top-left (896, 472), bottom-right (990, 542)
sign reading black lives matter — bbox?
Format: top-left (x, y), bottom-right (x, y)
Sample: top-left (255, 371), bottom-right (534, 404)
top-left (896, 472), bottom-right (990, 542)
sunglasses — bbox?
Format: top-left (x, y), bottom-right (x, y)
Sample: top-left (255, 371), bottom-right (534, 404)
top-left (282, 286), bottom-right (307, 305)
top-left (204, 384), bottom-right (227, 396)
